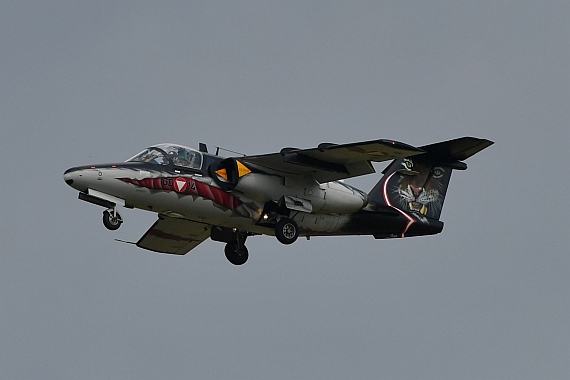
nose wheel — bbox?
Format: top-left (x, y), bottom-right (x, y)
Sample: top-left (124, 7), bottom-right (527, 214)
top-left (102, 209), bottom-right (123, 230)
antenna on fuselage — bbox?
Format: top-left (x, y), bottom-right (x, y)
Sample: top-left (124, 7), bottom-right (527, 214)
top-left (214, 147), bottom-right (246, 157)
top-left (199, 143), bottom-right (208, 153)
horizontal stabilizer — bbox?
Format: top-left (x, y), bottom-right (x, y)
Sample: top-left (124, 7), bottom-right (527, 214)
top-left (420, 137), bottom-right (494, 161)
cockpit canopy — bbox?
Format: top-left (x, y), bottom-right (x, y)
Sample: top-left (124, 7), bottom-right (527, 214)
top-left (127, 144), bottom-right (203, 170)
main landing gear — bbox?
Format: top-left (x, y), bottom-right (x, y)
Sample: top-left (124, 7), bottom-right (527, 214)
top-left (102, 208), bottom-right (123, 230)
top-left (224, 240), bottom-right (249, 266)
top-left (221, 218), bottom-right (297, 265)
top-left (211, 227), bottom-right (250, 265)
top-left (275, 218), bottom-right (299, 245)
top-left (209, 217), bottom-right (301, 266)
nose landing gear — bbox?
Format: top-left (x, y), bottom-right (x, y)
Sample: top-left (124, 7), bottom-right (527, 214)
top-left (102, 208), bottom-right (123, 230)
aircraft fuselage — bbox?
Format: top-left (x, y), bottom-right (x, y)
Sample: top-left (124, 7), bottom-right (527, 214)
top-left (63, 138), bottom-right (494, 265)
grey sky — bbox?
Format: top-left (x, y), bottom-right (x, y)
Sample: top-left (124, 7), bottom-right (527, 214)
top-left (1, 1), bottom-right (569, 379)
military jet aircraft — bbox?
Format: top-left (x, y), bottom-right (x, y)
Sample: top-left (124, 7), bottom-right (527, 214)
top-left (63, 137), bottom-right (493, 265)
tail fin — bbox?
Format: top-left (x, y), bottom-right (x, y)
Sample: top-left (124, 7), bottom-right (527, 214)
top-left (368, 137), bottom-right (493, 220)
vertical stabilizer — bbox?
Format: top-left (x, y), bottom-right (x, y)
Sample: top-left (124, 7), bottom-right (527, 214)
top-left (368, 137), bottom-right (493, 220)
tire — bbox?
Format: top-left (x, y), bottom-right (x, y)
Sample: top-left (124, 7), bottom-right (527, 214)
top-left (275, 218), bottom-right (299, 245)
top-left (102, 210), bottom-right (122, 230)
top-left (224, 241), bottom-right (249, 265)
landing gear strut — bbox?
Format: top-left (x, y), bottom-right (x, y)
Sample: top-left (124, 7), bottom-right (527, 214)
top-left (102, 208), bottom-right (123, 230)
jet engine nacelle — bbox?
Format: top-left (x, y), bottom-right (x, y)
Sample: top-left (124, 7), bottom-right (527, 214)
top-left (320, 181), bottom-right (368, 214)
top-left (210, 158), bottom-right (367, 214)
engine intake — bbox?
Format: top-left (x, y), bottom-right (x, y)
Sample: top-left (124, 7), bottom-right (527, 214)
top-left (209, 158), bottom-right (252, 191)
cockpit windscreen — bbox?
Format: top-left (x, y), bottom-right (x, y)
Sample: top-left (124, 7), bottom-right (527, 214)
top-left (127, 144), bottom-right (203, 170)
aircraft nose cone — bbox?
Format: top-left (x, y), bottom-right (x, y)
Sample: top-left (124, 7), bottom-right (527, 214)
top-left (63, 170), bottom-right (74, 186)
top-left (63, 167), bottom-right (88, 191)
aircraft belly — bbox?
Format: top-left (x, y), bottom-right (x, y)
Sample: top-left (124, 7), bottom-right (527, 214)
top-left (295, 210), bottom-right (443, 238)
top-left (293, 213), bottom-right (342, 233)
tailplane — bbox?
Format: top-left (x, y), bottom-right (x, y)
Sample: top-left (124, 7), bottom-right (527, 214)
top-left (368, 137), bottom-right (493, 220)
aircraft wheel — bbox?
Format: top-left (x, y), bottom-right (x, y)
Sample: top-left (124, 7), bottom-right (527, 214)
top-left (224, 241), bottom-right (249, 265)
top-left (102, 209), bottom-right (122, 230)
top-left (275, 218), bottom-right (299, 245)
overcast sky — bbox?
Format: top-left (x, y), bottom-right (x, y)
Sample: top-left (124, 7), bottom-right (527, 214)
top-left (1, 1), bottom-right (569, 379)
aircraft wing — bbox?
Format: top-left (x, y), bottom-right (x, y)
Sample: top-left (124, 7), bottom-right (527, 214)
top-left (242, 139), bottom-right (425, 183)
top-left (136, 215), bottom-right (211, 255)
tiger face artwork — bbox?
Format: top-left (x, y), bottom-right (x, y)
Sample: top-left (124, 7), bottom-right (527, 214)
top-left (390, 158), bottom-right (450, 220)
